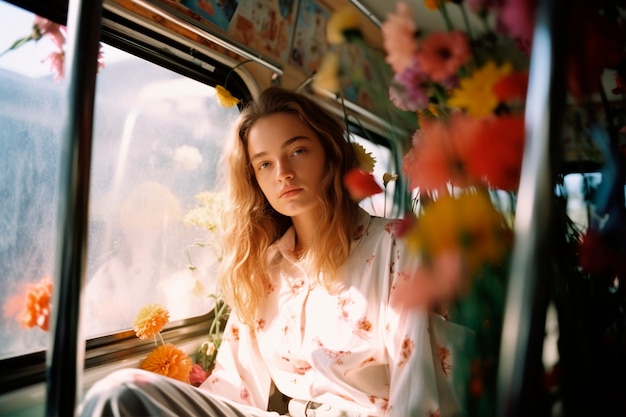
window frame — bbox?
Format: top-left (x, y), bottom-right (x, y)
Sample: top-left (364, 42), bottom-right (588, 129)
top-left (0, 0), bottom-right (249, 394)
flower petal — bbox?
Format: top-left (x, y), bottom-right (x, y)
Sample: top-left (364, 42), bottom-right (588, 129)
top-left (327, 6), bottom-right (362, 44)
top-left (140, 343), bottom-right (193, 383)
top-left (133, 303), bottom-right (170, 340)
top-left (215, 85), bottom-right (240, 108)
top-left (343, 168), bottom-right (383, 201)
top-left (352, 142), bottom-right (376, 173)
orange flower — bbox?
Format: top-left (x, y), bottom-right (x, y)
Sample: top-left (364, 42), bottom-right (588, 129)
top-left (140, 343), bottom-right (193, 383)
top-left (12, 276), bottom-right (53, 331)
top-left (402, 113), bottom-right (479, 192)
top-left (133, 304), bottom-right (170, 340)
top-left (343, 168), bottom-right (383, 201)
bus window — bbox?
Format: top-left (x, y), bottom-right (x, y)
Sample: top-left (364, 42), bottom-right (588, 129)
top-left (1, 1), bottom-right (64, 360)
top-left (0, 1), bottom-right (241, 359)
top-left (85, 44), bottom-right (239, 336)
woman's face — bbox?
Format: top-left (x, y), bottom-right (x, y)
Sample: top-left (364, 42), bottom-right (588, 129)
top-left (247, 112), bottom-right (327, 219)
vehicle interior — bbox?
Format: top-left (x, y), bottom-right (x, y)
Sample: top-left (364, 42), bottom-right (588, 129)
top-left (0, 0), bottom-right (624, 416)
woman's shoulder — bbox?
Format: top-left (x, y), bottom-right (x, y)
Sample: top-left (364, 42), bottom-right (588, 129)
top-left (368, 214), bottom-right (405, 236)
top-left (355, 209), bottom-right (406, 243)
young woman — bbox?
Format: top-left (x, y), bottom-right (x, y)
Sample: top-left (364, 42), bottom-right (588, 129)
top-left (79, 87), bottom-right (470, 417)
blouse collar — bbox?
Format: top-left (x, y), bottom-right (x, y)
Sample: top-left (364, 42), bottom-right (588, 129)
top-left (273, 207), bottom-right (373, 263)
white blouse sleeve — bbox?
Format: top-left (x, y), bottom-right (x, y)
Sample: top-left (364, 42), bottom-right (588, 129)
top-left (384, 230), bottom-right (474, 417)
top-left (198, 314), bottom-right (273, 410)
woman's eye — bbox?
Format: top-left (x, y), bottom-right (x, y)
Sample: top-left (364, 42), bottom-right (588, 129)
top-left (292, 148), bottom-right (306, 157)
top-left (258, 161), bottom-right (270, 170)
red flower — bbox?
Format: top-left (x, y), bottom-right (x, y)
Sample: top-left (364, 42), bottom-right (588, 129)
top-left (465, 115), bottom-right (525, 191)
top-left (578, 229), bottom-right (624, 279)
top-left (565, 6), bottom-right (626, 101)
top-left (493, 71), bottom-right (528, 103)
top-left (343, 168), bottom-right (383, 201)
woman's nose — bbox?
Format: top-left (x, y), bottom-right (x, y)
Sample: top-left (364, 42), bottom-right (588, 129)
top-left (276, 161), bottom-right (294, 181)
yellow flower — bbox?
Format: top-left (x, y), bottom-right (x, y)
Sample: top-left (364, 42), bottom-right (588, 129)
top-left (406, 192), bottom-right (510, 277)
top-left (140, 343), bottom-right (193, 383)
top-left (133, 303), bottom-right (170, 340)
top-left (327, 6), bottom-right (362, 44)
top-left (313, 52), bottom-right (341, 94)
top-left (352, 142), bottom-right (376, 173)
top-left (215, 85), bottom-right (240, 108)
top-left (447, 60), bottom-right (513, 118)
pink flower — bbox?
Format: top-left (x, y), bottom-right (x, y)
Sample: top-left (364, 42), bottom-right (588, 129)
top-left (98, 45), bottom-right (106, 71)
top-left (33, 16), bottom-right (66, 50)
top-left (32, 15), bottom-right (104, 80)
top-left (417, 31), bottom-right (471, 82)
top-left (381, 1), bottom-right (418, 74)
top-left (389, 58), bottom-right (430, 111)
top-left (496, 0), bottom-right (537, 54)
top-left (189, 363), bottom-right (210, 387)
top-left (389, 268), bottom-right (436, 312)
top-left (389, 249), bottom-right (470, 309)
top-left (43, 51), bottom-right (65, 81)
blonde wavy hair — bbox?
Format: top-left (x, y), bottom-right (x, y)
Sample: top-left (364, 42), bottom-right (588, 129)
top-left (217, 87), bottom-right (360, 327)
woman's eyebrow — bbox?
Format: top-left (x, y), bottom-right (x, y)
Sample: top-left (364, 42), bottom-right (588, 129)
top-left (249, 136), bottom-right (310, 162)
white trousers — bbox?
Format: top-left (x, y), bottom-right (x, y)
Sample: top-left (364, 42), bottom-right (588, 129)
top-left (78, 368), bottom-right (283, 417)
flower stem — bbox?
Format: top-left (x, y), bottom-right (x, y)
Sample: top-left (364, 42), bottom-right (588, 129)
top-left (224, 59), bottom-right (253, 89)
top-left (457, 3), bottom-right (474, 40)
top-left (208, 298), bottom-right (228, 338)
top-left (0, 35), bottom-right (34, 59)
top-left (438, 1), bottom-right (454, 32)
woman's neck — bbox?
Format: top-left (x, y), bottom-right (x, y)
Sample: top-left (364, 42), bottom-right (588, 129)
top-left (291, 210), bottom-right (319, 254)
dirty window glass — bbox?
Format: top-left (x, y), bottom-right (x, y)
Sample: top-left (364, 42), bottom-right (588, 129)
top-left (0, 1), bottom-right (238, 359)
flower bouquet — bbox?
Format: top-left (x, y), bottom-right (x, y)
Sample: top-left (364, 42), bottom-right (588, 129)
top-left (317, 1), bottom-right (626, 416)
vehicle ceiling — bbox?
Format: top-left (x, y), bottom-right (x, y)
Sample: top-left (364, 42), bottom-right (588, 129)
top-left (352, 0), bottom-right (483, 33)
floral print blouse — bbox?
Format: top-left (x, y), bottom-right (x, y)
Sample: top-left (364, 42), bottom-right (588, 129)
top-left (200, 208), bottom-right (472, 417)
